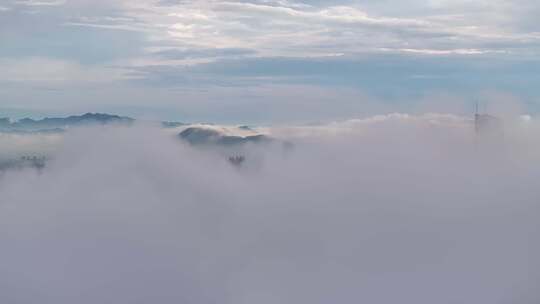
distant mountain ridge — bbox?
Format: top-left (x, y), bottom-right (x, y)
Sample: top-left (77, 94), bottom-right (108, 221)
top-left (0, 113), bottom-right (135, 132)
top-left (0, 112), bottom-right (276, 148)
top-left (179, 126), bottom-right (272, 146)
top-left (0, 113), bottom-right (291, 171)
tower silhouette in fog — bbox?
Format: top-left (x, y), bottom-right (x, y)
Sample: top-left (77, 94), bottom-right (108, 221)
top-left (475, 102), bottom-right (504, 145)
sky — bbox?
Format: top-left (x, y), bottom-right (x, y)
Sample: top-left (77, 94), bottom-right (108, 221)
top-left (1, 0), bottom-right (540, 123)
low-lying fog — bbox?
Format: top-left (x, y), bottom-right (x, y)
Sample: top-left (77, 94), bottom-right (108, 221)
top-left (0, 113), bottom-right (539, 304)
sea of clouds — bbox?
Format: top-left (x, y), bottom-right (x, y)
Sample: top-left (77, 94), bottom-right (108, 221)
top-left (0, 113), bottom-right (539, 304)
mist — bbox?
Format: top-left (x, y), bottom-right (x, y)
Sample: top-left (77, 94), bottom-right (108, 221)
top-left (0, 132), bottom-right (62, 162)
top-left (0, 114), bottom-right (539, 304)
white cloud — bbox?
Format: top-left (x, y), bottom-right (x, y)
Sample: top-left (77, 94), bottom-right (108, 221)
top-left (127, 0), bottom-right (540, 58)
top-left (42, 0), bottom-right (535, 62)
top-left (1, 115), bottom-right (539, 303)
top-left (15, 0), bottom-right (66, 6)
top-left (6, 0), bottom-right (540, 63)
top-left (394, 48), bottom-right (488, 55)
top-left (0, 132), bottom-right (62, 162)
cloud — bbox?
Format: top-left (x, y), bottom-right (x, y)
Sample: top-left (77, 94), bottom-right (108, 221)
top-left (151, 47), bottom-right (257, 61)
top-left (0, 58), bottom-right (136, 85)
top-left (7, 0), bottom-right (536, 63)
top-left (15, 0), bottom-right (66, 6)
top-left (2, 0), bottom-right (540, 116)
top-left (0, 132), bottom-right (62, 162)
top-left (0, 114), bottom-right (539, 303)
top-left (140, 0), bottom-right (540, 58)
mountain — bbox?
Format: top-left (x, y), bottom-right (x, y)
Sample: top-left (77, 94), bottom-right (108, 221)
top-left (0, 118), bottom-right (10, 127)
top-left (0, 113), bottom-right (278, 147)
top-left (179, 126), bottom-right (273, 146)
top-left (162, 121), bottom-right (187, 128)
top-left (0, 113), bottom-right (134, 132)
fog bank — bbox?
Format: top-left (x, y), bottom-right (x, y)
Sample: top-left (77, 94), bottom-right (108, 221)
top-left (0, 115), bottom-right (539, 304)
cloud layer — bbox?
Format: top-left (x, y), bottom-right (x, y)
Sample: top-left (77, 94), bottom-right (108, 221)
top-left (0, 115), bottom-right (539, 303)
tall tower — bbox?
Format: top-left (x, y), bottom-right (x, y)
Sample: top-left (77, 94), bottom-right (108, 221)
top-left (474, 102), bottom-right (504, 144)
top-left (475, 101), bottom-right (480, 136)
